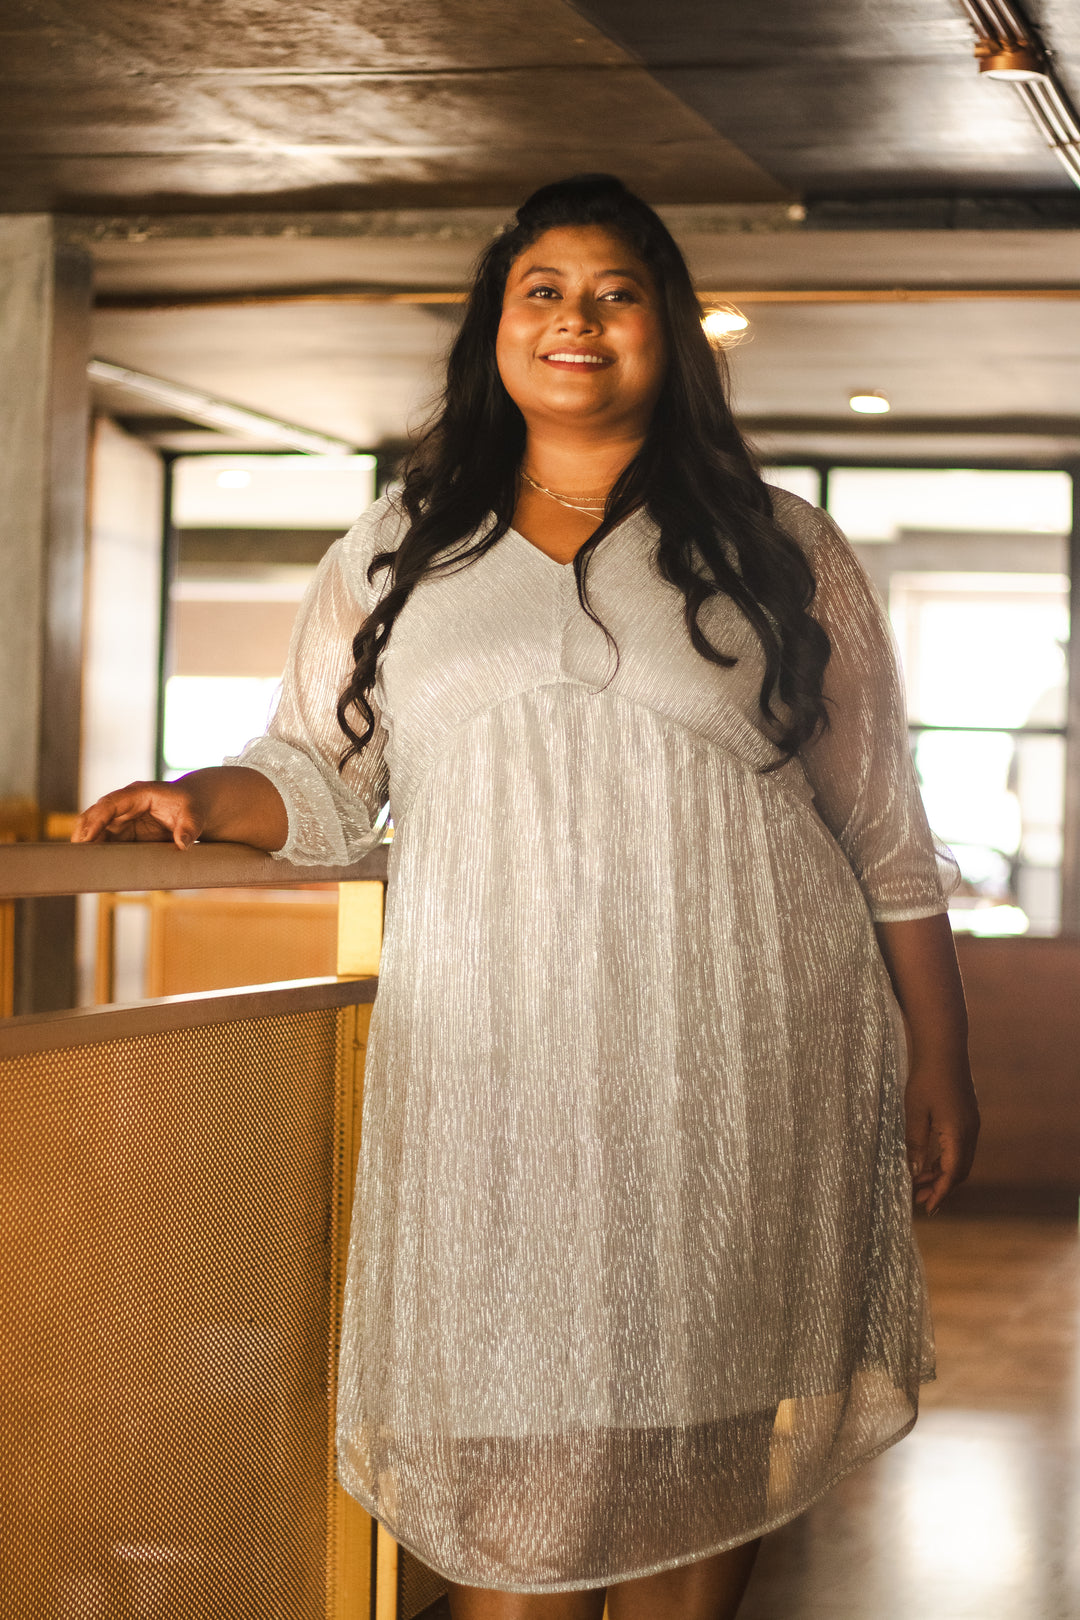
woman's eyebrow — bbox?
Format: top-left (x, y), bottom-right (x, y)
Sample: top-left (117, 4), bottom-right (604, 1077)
top-left (518, 264), bottom-right (646, 283)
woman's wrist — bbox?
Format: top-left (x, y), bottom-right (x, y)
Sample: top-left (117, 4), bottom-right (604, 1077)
top-left (905, 1027), bottom-right (970, 1066)
top-left (178, 765), bottom-right (288, 850)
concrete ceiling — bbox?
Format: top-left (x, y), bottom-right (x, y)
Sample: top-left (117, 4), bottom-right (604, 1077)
top-left (5, 0), bottom-right (1079, 210)
top-left (84, 215), bottom-right (1080, 298)
top-left (0, 0), bottom-right (782, 210)
top-left (8, 0), bottom-right (1080, 456)
top-left (572, 0), bottom-right (1080, 195)
top-left (92, 297), bottom-right (455, 451)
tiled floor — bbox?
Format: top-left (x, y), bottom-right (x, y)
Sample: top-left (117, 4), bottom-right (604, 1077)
top-left (739, 1216), bottom-right (1080, 1620)
top-left (417, 1216), bottom-right (1080, 1618)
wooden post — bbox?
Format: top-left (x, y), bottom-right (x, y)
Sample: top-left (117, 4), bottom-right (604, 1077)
top-left (328, 878), bottom-right (385, 1618)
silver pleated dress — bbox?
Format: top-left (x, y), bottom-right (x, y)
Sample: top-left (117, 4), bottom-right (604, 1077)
top-left (232, 488), bottom-right (948, 1593)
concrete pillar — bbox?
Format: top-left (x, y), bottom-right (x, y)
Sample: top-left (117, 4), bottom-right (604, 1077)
top-left (0, 217), bottom-right (93, 1010)
top-left (81, 418), bottom-right (164, 805)
top-left (75, 419), bottom-right (165, 1005)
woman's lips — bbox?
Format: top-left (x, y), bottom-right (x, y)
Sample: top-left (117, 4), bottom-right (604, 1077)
top-left (539, 351), bottom-right (614, 371)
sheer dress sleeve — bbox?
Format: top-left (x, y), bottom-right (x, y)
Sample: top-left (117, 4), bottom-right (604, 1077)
top-left (225, 509), bottom-right (392, 866)
top-left (793, 503), bottom-right (955, 923)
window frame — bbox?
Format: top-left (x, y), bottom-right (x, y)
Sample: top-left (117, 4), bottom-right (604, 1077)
top-left (766, 455), bottom-right (1080, 937)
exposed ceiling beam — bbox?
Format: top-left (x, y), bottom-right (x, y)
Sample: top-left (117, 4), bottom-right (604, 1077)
top-left (94, 286), bottom-right (1080, 312)
top-left (61, 195), bottom-right (1080, 249)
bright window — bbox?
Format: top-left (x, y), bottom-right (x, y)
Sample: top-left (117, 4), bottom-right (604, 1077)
top-left (163, 675), bottom-right (282, 778)
top-left (762, 465), bottom-right (821, 505)
top-left (890, 573), bottom-right (1067, 731)
top-left (163, 451), bottom-right (378, 778)
top-left (827, 467), bottom-right (1072, 937)
top-left (828, 468), bottom-right (1071, 543)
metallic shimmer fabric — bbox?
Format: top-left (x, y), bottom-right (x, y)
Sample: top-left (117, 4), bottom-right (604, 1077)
top-left (232, 490), bottom-right (949, 1593)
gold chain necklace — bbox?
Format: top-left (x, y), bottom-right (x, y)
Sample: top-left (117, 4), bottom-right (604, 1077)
top-left (520, 469), bottom-right (608, 516)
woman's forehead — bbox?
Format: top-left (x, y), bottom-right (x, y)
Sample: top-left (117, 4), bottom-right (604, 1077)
top-left (509, 224), bottom-right (650, 282)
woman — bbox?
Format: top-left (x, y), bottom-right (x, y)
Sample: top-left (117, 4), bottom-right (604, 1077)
top-left (75, 174), bottom-right (979, 1620)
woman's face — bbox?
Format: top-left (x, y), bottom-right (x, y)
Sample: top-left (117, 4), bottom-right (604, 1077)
top-left (496, 225), bottom-right (666, 440)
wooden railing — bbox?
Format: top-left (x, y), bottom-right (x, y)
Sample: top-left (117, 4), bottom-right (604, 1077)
top-left (0, 836), bottom-right (388, 899)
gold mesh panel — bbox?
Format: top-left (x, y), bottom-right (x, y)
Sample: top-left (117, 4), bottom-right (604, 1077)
top-left (0, 1008), bottom-right (346, 1618)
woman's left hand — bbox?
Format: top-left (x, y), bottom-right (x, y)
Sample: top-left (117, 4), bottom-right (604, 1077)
top-left (903, 1054), bottom-right (981, 1216)
top-left (874, 913), bottom-right (981, 1217)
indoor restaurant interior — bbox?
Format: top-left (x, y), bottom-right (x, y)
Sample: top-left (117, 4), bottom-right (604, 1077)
top-left (1, 1), bottom-right (1078, 1616)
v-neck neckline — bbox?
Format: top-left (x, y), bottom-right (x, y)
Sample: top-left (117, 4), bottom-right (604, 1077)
top-left (508, 526), bottom-right (577, 569)
top-left (506, 509), bottom-right (642, 571)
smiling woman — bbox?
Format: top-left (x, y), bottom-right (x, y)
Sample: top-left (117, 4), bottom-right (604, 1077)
top-left (495, 223), bottom-right (667, 562)
top-left (336, 175), bottom-right (833, 769)
top-left (75, 174), bottom-right (977, 1620)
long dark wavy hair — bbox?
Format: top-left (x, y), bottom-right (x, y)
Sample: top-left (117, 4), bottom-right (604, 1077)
top-left (337, 173), bottom-right (830, 768)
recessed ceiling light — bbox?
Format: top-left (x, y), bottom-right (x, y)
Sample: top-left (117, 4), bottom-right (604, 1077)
top-left (216, 469), bottom-right (252, 488)
top-left (702, 306), bottom-right (750, 341)
top-left (849, 391), bottom-right (891, 415)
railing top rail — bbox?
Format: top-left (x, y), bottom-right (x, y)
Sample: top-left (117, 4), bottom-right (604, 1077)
top-left (0, 974), bottom-right (377, 1058)
top-left (0, 839), bottom-right (388, 899)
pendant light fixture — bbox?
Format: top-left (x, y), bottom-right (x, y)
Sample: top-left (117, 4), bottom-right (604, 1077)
top-left (701, 306), bottom-right (750, 343)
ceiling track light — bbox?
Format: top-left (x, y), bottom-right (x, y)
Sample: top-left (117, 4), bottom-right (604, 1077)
top-left (959, 0), bottom-right (1080, 189)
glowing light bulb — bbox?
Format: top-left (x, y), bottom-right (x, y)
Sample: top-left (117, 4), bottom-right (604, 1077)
top-left (702, 307), bottom-right (750, 340)
top-left (849, 391), bottom-right (891, 415)
top-left (216, 469), bottom-right (251, 489)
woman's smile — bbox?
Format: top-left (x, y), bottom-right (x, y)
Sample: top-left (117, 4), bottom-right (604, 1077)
top-left (539, 347), bottom-right (614, 370)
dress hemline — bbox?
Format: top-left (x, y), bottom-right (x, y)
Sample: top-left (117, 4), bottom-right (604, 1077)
top-left (335, 1404), bottom-right (920, 1596)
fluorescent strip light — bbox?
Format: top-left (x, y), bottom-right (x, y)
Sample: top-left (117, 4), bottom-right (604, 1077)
top-left (88, 359), bottom-right (356, 455)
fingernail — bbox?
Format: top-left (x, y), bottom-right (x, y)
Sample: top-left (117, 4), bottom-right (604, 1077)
top-left (911, 1158), bottom-right (923, 1178)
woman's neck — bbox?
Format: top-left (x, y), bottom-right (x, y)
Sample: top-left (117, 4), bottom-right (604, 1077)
top-left (521, 426), bottom-right (645, 498)
top-left (510, 426), bottom-right (647, 566)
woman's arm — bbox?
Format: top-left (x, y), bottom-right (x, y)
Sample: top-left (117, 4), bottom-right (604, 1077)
top-left (73, 514), bottom-right (398, 864)
top-left (874, 913), bottom-right (980, 1215)
top-left (787, 501), bottom-right (979, 1212)
top-left (72, 765), bottom-right (288, 852)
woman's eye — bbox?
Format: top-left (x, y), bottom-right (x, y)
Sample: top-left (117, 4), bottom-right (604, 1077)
top-left (526, 285), bottom-right (559, 299)
top-left (601, 288), bottom-right (634, 303)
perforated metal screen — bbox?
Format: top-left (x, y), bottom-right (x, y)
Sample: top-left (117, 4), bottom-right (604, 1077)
top-left (0, 1008), bottom-right (345, 1618)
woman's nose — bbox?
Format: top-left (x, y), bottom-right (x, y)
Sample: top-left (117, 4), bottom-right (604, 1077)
top-left (557, 296), bottom-right (599, 333)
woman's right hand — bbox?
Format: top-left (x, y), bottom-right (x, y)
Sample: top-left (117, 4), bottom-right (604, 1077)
top-left (72, 781), bottom-right (205, 850)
